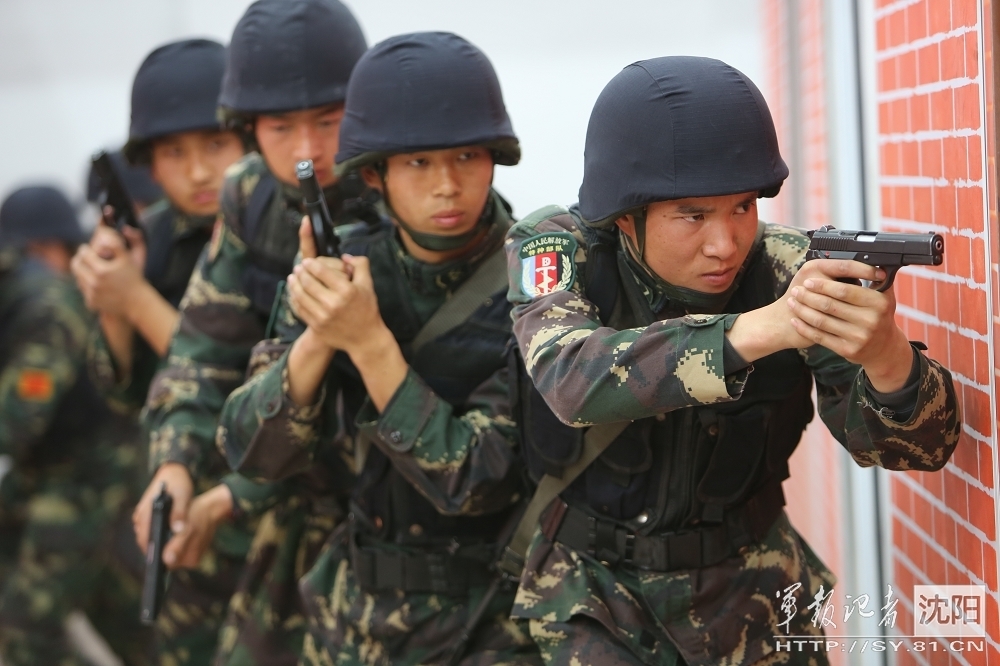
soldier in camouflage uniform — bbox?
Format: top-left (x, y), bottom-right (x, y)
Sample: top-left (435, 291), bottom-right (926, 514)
top-left (504, 57), bottom-right (961, 666)
top-left (0, 186), bottom-right (153, 665)
top-left (217, 32), bottom-right (541, 666)
top-left (70, 38), bottom-right (247, 665)
top-left (134, 2), bottom-right (375, 664)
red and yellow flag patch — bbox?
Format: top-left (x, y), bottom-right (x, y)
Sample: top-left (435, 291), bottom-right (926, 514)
top-left (16, 369), bottom-right (54, 402)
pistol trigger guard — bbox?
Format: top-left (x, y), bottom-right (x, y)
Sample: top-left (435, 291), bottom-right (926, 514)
top-left (874, 266), bottom-right (899, 292)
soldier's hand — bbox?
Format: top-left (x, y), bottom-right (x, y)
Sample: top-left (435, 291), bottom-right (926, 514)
top-left (72, 226), bottom-right (146, 316)
top-left (133, 462), bottom-right (194, 555)
top-left (788, 259), bottom-right (913, 392)
top-left (162, 484), bottom-right (233, 570)
top-left (288, 254), bottom-right (383, 353)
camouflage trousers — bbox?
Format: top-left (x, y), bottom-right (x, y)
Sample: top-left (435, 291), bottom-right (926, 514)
top-left (213, 502), bottom-right (336, 666)
top-left (513, 512), bottom-right (833, 666)
top-left (0, 484), bottom-right (153, 666)
top-left (155, 549), bottom-right (244, 666)
top-left (297, 530), bottom-right (542, 666)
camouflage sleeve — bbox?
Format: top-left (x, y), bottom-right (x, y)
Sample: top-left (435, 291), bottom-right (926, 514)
top-left (506, 206), bottom-right (748, 427)
top-left (355, 366), bottom-right (522, 516)
top-left (767, 229), bottom-right (961, 472)
top-left (220, 471), bottom-right (291, 520)
top-left (0, 278), bottom-right (90, 460)
top-left (143, 168), bottom-right (262, 478)
top-left (216, 330), bottom-right (328, 483)
top-left (86, 326), bottom-right (161, 415)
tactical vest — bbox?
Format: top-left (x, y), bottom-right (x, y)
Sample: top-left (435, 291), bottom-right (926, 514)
top-left (141, 201), bottom-right (214, 309)
top-left (513, 208), bottom-right (814, 539)
top-left (238, 169), bottom-right (382, 319)
top-left (333, 219), bottom-right (519, 554)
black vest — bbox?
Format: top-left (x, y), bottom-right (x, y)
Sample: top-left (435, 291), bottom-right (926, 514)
top-left (141, 201), bottom-right (214, 309)
top-left (335, 221), bottom-right (518, 548)
top-left (514, 209), bottom-right (814, 534)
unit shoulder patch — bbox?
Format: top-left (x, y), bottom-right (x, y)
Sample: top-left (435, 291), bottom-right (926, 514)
top-left (16, 368), bottom-right (54, 402)
top-left (518, 232), bottom-right (577, 297)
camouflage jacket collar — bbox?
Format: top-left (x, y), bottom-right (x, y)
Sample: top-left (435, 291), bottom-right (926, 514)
top-left (390, 189), bottom-right (512, 296)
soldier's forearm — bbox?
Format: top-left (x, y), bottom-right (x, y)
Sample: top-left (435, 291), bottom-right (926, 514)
top-left (286, 329), bottom-right (335, 407)
top-left (124, 281), bottom-right (179, 357)
top-left (348, 325), bottom-right (408, 413)
top-left (98, 312), bottom-right (135, 381)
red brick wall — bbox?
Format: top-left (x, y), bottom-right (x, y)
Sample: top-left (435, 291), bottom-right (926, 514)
top-left (875, 0), bottom-right (998, 662)
top-left (765, 0), bottom-right (999, 663)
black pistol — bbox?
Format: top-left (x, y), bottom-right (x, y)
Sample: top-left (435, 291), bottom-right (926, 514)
top-left (90, 150), bottom-right (142, 235)
top-left (806, 225), bottom-right (944, 292)
top-left (140, 483), bottom-right (172, 625)
top-left (296, 159), bottom-right (340, 257)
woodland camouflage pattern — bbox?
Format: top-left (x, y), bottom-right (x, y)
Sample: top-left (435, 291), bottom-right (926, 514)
top-left (0, 250), bottom-right (151, 665)
top-left (217, 209), bottom-right (540, 665)
top-left (504, 208), bottom-right (961, 666)
top-left (146, 153), bottom-right (368, 666)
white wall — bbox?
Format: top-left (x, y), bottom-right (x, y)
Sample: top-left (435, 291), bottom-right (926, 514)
top-left (0, 0), bottom-right (763, 219)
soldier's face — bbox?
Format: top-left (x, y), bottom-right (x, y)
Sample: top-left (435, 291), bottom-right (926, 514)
top-left (616, 192), bottom-right (759, 293)
top-left (255, 105), bottom-right (344, 188)
top-left (362, 145), bottom-right (494, 251)
top-left (150, 130), bottom-right (244, 217)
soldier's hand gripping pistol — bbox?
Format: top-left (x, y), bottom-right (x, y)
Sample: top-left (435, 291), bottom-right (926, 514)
top-left (296, 159), bottom-right (341, 258)
top-left (806, 225), bottom-right (944, 292)
top-left (140, 483), bottom-right (172, 625)
top-left (90, 150), bottom-right (143, 240)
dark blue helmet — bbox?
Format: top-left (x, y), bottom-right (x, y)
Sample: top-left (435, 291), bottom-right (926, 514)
top-left (578, 56), bottom-right (787, 226)
top-left (123, 39), bottom-right (228, 165)
top-left (0, 186), bottom-right (85, 249)
top-left (335, 31), bottom-right (519, 175)
top-left (219, 0), bottom-right (366, 117)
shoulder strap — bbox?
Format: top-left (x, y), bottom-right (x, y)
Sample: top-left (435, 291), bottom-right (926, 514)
top-left (498, 418), bottom-right (630, 578)
top-left (240, 172), bottom-right (277, 244)
top-left (410, 248), bottom-right (508, 353)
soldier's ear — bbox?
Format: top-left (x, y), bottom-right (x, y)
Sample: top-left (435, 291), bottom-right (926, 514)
top-left (360, 167), bottom-right (383, 192)
top-left (615, 214), bottom-right (636, 245)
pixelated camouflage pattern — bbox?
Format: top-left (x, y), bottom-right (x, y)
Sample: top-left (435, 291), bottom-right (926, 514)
top-left (217, 207), bottom-right (540, 664)
top-left (0, 250), bottom-right (152, 665)
top-left (503, 208), bottom-right (961, 666)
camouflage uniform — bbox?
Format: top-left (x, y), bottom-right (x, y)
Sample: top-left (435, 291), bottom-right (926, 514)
top-left (0, 248), bottom-right (152, 666)
top-left (144, 152), bottom-right (374, 665)
top-left (504, 207), bottom-right (962, 666)
top-left (216, 189), bottom-right (539, 666)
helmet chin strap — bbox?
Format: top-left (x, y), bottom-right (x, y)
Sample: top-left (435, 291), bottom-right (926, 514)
top-left (377, 166), bottom-right (494, 252)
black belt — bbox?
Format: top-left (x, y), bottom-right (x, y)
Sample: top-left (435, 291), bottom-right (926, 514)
top-left (350, 534), bottom-right (494, 596)
top-left (549, 482), bottom-right (785, 571)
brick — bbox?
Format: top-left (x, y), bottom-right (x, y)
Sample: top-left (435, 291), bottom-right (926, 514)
top-left (983, 544), bottom-right (997, 589)
top-left (910, 90), bottom-right (931, 130)
top-left (901, 140), bottom-right (920, 175)
top-left (936, 279), bottom-right (962, 323)
top-left (930, 88), bottom-right (954, 129)
top-left (967, 136), bottom-right (982, 180)
top-left (932, 184), bottom-right (957, 226)
top-left (934, 506), bottom-right (958, 553)
top-left (879, 57), bottom-right (898, 91)
top-left (881, 185), bottom-right (894, 217)
top-left (918, 43), bottom-right (940, 85)
top-left (925, 547), bottom-right (948, 586)
top-left (944, 468), bottom-right (969, 520)
top-left (967, 483), bottom-right (995, 540)
top-left (957, 185), bottom-right (984, 232)
top-left (954, 83), bottom-right (981, 130)
top-left (947, 329), bottom-right (975, 380)
top-left (965, 32), bottom-right (979, 81)
top-left (920, 136), bottom-right (943, 177)
top-left (977, 440), bottom-right (993, 487)
top-left (928, 0), bottom-right (952, 35)
top-left (951, 0), bottom-right (979, 29)
top-left (879, 101), bottom-right (892, 133)
top-left (926, 467), bottom-right (946, 501)
top-left (943, 135), bottom-right (969, 180)
top-left (959, 386), bottom-right (990, 444)
top-left (882, 142), bottom-right (900, 175)
top-left (877, 16), bottom-right (889, 51)
top-left (916, 275), bottom-right (939, 315)
top-left (951, 426), bottom-right (979, 478)
top-left (892, 97), bottom-right (910, 132)
top-left (959, 287), bottom-right (988, 335)
top-left (973, 339), bottom-right (990, 385)
top-left (912, 185), bottom-right (933, 223)
top-left (944, 232), bottom-right (971, 279)
top-left (889, 7), bottom-right (908, 47)
top-left (940, 35), bottom-right (966, 80)
top-left (894, 185), bottom-right (912, 220)
top-left (906, 1), bottom-right (928, 41)
top-left (957, 521), bottom-right (984, 572)
top-left (970, 236), bottom-right (986, 284)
